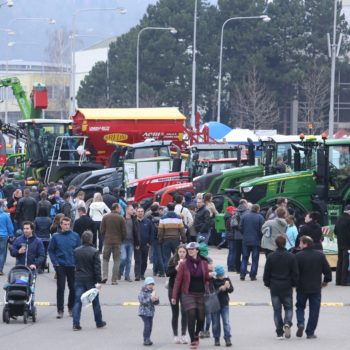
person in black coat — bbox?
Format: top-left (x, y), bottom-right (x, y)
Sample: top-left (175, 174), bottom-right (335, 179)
top-left (73, 207), bottom-right (97, 245)
top-left (102, 187), bottom-right (118, 209)
top-left (194, 198), bottom-right (211, 244)
top-left (263, 235), bottom-right (299, 339)
top-left (15, 188), bottom-right (37, 228)
top-left (295, 235), bottom-right (332, 339)
top-left (296, 212), bottom-right (323, 250)
top-left (334, 205), bottom-right (350, 286)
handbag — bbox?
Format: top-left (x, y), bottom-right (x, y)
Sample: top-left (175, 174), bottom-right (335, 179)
top-left (204, 283), bottom-right (220, 313)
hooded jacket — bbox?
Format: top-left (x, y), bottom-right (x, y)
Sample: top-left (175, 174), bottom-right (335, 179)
top-left (11, 234), bottom-right (45, 267)
top-left (261, 217), bottom-right (288, 251)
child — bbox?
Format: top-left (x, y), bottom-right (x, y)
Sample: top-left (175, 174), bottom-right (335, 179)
top-left (212, 265), bottom-right (234, 347)
top-left (138, 277), bottom-right (159, 346)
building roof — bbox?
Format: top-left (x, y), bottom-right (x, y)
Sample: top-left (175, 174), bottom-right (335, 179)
top-left (77, 107), bottom-right (187, 120)
top-left (83, 36), bottom-right (118, 51)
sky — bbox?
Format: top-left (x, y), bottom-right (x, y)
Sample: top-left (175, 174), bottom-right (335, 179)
top-left (0, 0), bottom-right (217, 63)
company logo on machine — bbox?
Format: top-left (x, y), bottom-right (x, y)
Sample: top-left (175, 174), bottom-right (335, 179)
top-left (103, 133), bottom-right (129, 142)
top-left (89, 126), bottom-right (111, 132)
top-left (143, 132), bottom-right (179, 139)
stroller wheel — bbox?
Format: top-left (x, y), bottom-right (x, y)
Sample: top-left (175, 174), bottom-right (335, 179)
top-left (32, 306), bottom-right (37, 323)
top-left (23, 310), bottom-right (28, 324)
top-left (2, 308), bottom-right (10, 324)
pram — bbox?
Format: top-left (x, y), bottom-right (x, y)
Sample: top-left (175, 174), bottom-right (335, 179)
top-left (2, 265), bottom-right (37, 324)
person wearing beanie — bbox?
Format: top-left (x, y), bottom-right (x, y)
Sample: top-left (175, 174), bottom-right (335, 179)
top-left (212, 265), bottom-right (234, 346)
top-left (138, 276), bottom-right (159, 346)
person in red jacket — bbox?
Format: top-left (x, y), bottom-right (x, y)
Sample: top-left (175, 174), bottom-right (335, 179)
top-left (171, 242), bottom-right (210, 349)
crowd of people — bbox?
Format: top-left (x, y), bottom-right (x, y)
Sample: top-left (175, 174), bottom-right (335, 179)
top-left (0, 173), bottom-right (349, 348)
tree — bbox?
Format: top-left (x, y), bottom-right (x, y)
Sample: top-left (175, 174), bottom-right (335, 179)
top-left (233, 66), bottom-right (279, 130)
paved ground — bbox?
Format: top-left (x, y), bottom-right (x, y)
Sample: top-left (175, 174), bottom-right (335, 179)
top-left (0, 247), bottom-right (348, 349)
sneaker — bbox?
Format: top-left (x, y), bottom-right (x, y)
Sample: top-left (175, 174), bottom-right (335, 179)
top-left (118, 274), bottom-right (122, 280)
top-left (199, 331), bottom-right (205, 339)
top-left (173, 336), bottom-right (181, 344)
top-left (135, 277), bottom-right (141, 281)
top-left (111, 281), bottom-right (118, 285)
top-left (204, 330), bottom-right (210, 338)
top-left (159, 273), bottom-right (165, 277)
top-left (101, 278), bottom-right (107, 284)
top-left (296, 324), bottom-right (304, 338)
top-left (0, 272), bottom-right (4, 276)
top-left (143, 339), bottom-right (153, 346)
top-left (141, 275), bottom-right (145, 280)
top-left (68, 309), bottom-right (73, 317)
top-left (283, 324), bottom-right (291, 339)
top-left (97, 321), bottom-right (107, 328)
top-left (190, 342), bottom-right (198, 349)
top-left (180, 335), bottom-right (188, 344)
top-left (125, 277), bottom-right (132, 282)
top-left (276, 336), bottom-right (284, 340)
top-left (214, 337), bottom-right (220, 346)
top-left (73, 325), bottom-right (82, 331)
top-left (56, 311), bottom-right (64, 319)
top-left (307, 334), bottom-right (317, 339)
top-left (224, 338), bottom-right (232, 347)
top-left (250, 277), bottom-right (257, 281)
top-left (240, 276), bottom-right (245, 281)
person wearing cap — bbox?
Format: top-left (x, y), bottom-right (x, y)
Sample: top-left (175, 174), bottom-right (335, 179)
top-left (212, 265), bottom-right (234, 346)
top-left (171, 241), bottom-right (211, 349)
top-left (138, 276), bottom-right (159, 346)
top-left (334, 204), bottom-right (350, 286)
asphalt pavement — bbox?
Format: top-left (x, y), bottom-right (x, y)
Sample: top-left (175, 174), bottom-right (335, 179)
top-left (0, 247), bottom-right (348, 350)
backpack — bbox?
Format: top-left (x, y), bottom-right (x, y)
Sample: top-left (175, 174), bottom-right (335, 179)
top-left (230, 213), bottom-right (240, 229)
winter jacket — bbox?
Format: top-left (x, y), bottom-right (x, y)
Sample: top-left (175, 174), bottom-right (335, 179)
top-left (296, 247), bottom-right (332, 294)
top-left (146, 211), bottom-right (161, 240)
top-left (233, 205), bottom-right (248, 240)
top-left (224, 213), bottom-right (234, 241)
top-left (263, 248), bottom-right (299, 296)
top-left (138, 286), bottom-right (159, 317)
top-left (158, 211), bottom-right (186, 243)
top-left (166, 259), bottom-right (179, 290)
top-left (213, 277), bottom-right (234, 306)
top-left (34, 216), bottom-right (52, 240)
top-left (239, 211), bottom-right (264, 246)
top-left (0, 209), bottom-right (14, 238)
top-left (102, 193), bottom-right (118, 209)
top-left (37, 199), bottom-right (52, 217)
top-left (100, 212), bottom-right (127, 245)
top-left (194, 206), bottom-right (211, 234)
top-left (15, 196), bottom-right (37, 224)
top-left (73, 214), bottom-right (97, 238)
top-left (89, 202), bottom-right (111, 222)
top-left (175, 204), bottom-right (194, 229)
top-left (74, 244), bottom-right (102, 283)
top-left (296, 222), bottom-right (323, 250)
top-left (334, 213), bottom-right (350, 248)
top-left (261, 218), bottom-right (288, 251)
top-left (11, 234), bottom-right (45, 267)
top-left (137, 217), bottom-right (153, 246)
top-left (48, 230), bottom-right (81, 267)
top-left (286, 224), bottom-right (298, 251)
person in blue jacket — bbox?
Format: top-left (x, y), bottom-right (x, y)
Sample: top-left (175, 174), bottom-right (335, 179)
top-left (0, 199), bottom-right (14, 275)
top-left (11, 221), bottom-right (45, 270)
top-left (48, 216), bottom-right (81, 319)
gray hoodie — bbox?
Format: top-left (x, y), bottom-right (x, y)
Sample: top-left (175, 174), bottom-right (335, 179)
top-left (261, 217), bottom-right (287, 251)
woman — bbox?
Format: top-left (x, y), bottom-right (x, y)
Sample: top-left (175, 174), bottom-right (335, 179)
top-left (89, 192), bottom-right (111, 253)
top-left (285, 215), bottom-right (298, 251)
top-left (167, 244), bottom-right (188, 344)
top-left (296, 212), bottom-right (323, 250)
top-left (50, 213), bottom-right (65, 235)
top-left (34, 207), bottom-right (52, 273)
top-left (172, 242), bottom-right (210, 349)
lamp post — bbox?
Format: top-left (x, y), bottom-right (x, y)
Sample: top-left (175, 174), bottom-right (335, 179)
top-left (70, 7), bottom-right (127, 116)
top-left (136, 26), bottom-right (177, 108)
top-left (217, 15), bottom-right (270, 122)
top-left (0, 0), bottom-right (13, 8)
top-left (190, 0), bottom-right (198, 128)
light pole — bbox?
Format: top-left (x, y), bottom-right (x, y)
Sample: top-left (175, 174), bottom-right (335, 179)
top-left (191, 0), bottom-right (198, 128)
top-left (217, 15), bottom-right (270, 122)
top-left (0, 0), bottom-right (13, 7)
top-left (136, 26), bottom-right (177, 108)
top-left (70, 7), bottom-right (127, 116)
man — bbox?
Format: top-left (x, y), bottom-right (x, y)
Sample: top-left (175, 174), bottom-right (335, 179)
top-left (100, 203), bottom-right (126, 285)
top-left (102, 186), bottom-right (118, 209)
top-left (37, 191), bottom-right (52, 217)
top-left (174, 194), bottom-right (194, 241)
top-left (48, 217), bottom-right (81, 319)
top-left (15, 188), bottom-right (37, 228)
top-left (193, 198), bottom-right (211, 244)
top-left (261, 207), bottom-right (288, 256)
top-left (73, 207), bottom-right (97, 245)
top-left (72, 230), bottom-right (106, 331)
top-left (334, 204), bottom-right (350, 286)
top-left (135, 207), bottom-right (153, 280)
top-left (61, 192), bottom-right (75, 222)
top-left (0, 199), bottom-right (14, 275)
top-left (295, 235), bottom-right (332, 339)
top-left (119, 205), bottom-right (139, 281)
top-left (239, 204), bottom-right (264, 281)
top-left (263, 235), bottom-right (299, 339)
top-left (273, 156), bottom-right (287, 174)
top-left (29, 186), bottom-right (40, 202)
top-left (158, 202), bottom-right (186, 269)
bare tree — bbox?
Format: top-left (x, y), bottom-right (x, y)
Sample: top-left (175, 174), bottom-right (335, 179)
top-left (298, 64), bottom-right (329, 133)
top-left (231, 66), bottom-right (279, 131)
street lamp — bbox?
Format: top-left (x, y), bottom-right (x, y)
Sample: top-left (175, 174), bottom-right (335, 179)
top-left (0, 0), bottom-right (13, 7)
top-left (136, 26), bottom-right (177, 108)
top-left (217, 15), bottom-right (270, 122)
top-left (70, 7), bottom-right (127, 116)
top-left (190, 0), bottom-right (198, 128)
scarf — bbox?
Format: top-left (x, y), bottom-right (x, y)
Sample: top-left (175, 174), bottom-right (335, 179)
top-left (186, 255), bottom-right (203, 278)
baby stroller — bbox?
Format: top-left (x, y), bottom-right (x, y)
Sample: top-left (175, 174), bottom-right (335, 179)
top-left (2, 265), bottom-right (37, 324)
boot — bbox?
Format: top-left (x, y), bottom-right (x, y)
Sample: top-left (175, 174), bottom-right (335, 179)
top-left (214, 337), bottom-right (220, 346)
top-left (225, 338), bottom-right (232, 347)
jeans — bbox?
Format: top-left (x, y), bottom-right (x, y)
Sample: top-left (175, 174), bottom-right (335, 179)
top-left (204, 310), bottom-right (212, 332)
top-left (240, 244), bottom-right (260, 279)
top-left (56, 266), bottom-right (75, 312)
top-left (140, 315), bottom-right (153, 341)
top-left (162, 239), bottom-right (180, 268)
top-left (0, 237), bottom-right (8, 272)
top-left (296, 291), bottom-right (321, 336)
top-left (102, 244), bottom-right (121, 283)
top-left (152, 240), bottom-right (165, 275)
top-left (234, 240), bottom-right (243, 272)
top-left (227, 240), bottom-right (236, 271)
top-left (119, 241), bottom-right (134, 279)
top-left (197, 232), bottom-right (210, 245)
top-left (212, 305), bottom-right (231, 338)
top-left (271, 292), bottom-right (293, 336)
top-left (134, 245), bottom-right (149, 278)
top-left (72, 281), bottom-right (103, 327)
